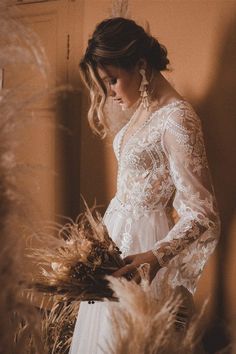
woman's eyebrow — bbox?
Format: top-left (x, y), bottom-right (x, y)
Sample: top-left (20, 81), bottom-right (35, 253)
top-left (100, 75), bottom-right (108, 80)
top-left (100, 75), bottom-right (113, 81)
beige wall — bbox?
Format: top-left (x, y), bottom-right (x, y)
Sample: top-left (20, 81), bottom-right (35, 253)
top-left (79, 0), bottom-right (236, 324)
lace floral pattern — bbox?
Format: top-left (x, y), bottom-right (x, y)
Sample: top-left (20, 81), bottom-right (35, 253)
top-left (112, 100), bottom-right (220, 293)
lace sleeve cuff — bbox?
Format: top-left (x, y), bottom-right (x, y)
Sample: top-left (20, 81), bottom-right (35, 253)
top-left (151, 219), bottom-right (207, 268)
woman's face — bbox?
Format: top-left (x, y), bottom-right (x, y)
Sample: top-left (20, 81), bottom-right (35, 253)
top-left (97, 64), bottom-right (141, 109)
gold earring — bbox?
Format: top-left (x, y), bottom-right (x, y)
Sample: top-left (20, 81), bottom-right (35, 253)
top-left (139, 69), bottom-right (150, 110)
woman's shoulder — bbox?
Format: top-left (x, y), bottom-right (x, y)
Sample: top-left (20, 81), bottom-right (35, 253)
top-left (150, 99), bottom-right (198, 128)
top-left (161, 99), bottom-right (201, 130)
top-left (150, 98), bottom-right (195, 119)
top-left (159, 99), bottom-right (196, 116)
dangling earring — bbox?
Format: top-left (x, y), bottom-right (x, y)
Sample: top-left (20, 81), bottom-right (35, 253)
top-left (139, 68), bottom-right (150, 110)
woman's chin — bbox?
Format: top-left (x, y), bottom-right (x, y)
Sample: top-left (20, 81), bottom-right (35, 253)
top-left (118, 99), bottom-right (139, 111)
top-left (120, 102), bottom-right (128, 111)
top-left (121, 101), bottom-right (135, 110)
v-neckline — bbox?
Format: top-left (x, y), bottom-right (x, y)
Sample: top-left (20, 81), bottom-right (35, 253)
top-left (117, 99), bottom-right (186, 161)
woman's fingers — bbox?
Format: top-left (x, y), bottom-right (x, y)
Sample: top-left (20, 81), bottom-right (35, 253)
top-left (112, 263), bottom-right (136, 278)
top-left (123, 255), bottom-right (136, 264)
top-left (112, 251), bottom-right (160, 283)
top-left (131, 271), bottom-right (141, 284)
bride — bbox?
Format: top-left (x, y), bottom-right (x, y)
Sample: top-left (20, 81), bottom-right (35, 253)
top-left (70, 17), bottom-right (220, 354)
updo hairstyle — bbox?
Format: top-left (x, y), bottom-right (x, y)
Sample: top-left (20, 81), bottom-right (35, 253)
top-left (79, 17), bottom-right (169, 137)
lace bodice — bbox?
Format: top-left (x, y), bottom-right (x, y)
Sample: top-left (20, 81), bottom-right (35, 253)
top-left (113, 100), bottom-right (220, 292)
top-left (114, 103), bottom-right (176, 216)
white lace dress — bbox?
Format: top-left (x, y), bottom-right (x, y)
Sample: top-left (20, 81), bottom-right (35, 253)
top-left (70, 100), bottom-right (220, 354)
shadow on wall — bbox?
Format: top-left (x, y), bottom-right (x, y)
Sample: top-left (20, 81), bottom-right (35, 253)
top-left (197, 15), bottom-right (236, 353)
top-left (79, 95), bottom-right (108, 213)
top-left (57, 85), bottom-right (108, 220)
top-left (56, 88), bottom-right (83, 221)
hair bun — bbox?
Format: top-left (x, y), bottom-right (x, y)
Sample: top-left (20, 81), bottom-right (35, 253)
top-left (147, 36), bottom-right (169, 71)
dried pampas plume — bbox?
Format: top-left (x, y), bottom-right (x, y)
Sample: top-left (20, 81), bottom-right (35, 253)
top-left (109, 0), bottom-right (130, 18)
top-left (0, 1), bottom-right (50, 353)
top-left (105, 272), bottom-right (206, 354)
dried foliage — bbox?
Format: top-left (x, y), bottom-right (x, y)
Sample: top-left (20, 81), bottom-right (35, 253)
top-left (106, 271), bottom-right (207, 354)
top-left (109, 0), bottom-right (130, 18)
top-left (0, 1), bottom-right (49, 353)
top-left (29, 204), bottom-right (124, 302)
top-left (0, 1), bottom-right (48, 75)
top-left (42, 300), bottom-right (79, 354)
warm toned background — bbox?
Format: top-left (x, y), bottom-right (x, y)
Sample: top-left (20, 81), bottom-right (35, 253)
top-left (13, 1), bottom-right (236, 352)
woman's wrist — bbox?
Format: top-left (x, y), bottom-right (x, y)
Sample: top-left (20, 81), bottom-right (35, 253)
top-left (151, 249), bottom-right (165, 268)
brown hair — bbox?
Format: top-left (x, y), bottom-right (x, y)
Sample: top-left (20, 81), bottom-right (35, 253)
top-left (79, 17), bottom-right (170, 137)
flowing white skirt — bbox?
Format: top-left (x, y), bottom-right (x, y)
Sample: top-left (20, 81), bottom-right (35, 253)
top-left (69, 197), bottom-right (193, 354)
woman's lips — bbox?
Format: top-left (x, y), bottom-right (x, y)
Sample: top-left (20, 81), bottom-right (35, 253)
top-left (114, 98), bottom-right (123, 104)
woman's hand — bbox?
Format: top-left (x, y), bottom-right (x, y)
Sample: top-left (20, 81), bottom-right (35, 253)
top-left (112, 250), bottom-right (161, 284)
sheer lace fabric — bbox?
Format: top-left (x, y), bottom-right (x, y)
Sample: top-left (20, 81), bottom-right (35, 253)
top-left (111, 99), bottom-right (220, 293)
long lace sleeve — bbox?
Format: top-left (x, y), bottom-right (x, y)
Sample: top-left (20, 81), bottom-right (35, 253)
top-left (152, 104), bottom-right (220, 288)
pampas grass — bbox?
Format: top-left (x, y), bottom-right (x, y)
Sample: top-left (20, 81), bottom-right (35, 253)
top-left (0, 1), bottom-right (50, 353)
top-left (105, 268), bottom-right (206, 354)
top-left (109, 0), bottom-right (130, 18)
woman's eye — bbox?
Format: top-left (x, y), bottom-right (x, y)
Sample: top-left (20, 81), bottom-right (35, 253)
top-left (109, 78), bottom-right (117, 85)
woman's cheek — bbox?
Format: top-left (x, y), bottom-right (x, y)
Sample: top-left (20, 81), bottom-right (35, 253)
top-left (116, 84), bottom-right (122, 97)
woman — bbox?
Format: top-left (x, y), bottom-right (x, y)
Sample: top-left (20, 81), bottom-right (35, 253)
top-left (70, 17), bottom-right (220, 353)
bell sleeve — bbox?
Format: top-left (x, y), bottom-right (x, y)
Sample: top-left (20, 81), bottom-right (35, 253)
top-left (152, 103), bottom-right (220, 284)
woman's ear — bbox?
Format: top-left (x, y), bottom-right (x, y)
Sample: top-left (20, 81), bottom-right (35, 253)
top-left (137, 58), bottom-right (147, 71)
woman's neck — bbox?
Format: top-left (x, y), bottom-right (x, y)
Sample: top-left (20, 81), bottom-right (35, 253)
top-left (148, 71), bottom-right (183, 108)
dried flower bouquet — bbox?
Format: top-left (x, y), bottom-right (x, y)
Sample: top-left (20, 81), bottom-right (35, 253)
top-left (30, 205), bottom-right (124, 302)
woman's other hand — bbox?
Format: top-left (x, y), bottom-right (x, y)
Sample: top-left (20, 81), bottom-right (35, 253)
top-left (112, 250), bottom-right (161, 284)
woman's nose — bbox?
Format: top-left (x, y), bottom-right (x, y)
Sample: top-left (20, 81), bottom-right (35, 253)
top-left (108, 84), bottom-right (115, 97)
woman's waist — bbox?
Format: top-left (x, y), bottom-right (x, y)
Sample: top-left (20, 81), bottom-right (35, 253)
top-left (107, 195), bottom-right (165, 218)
